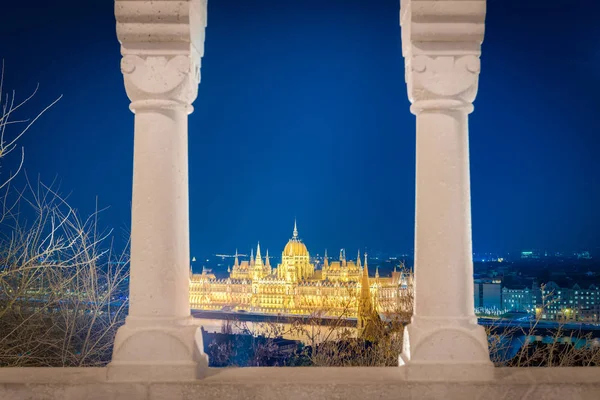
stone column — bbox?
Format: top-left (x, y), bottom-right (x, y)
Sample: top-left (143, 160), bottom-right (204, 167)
top-left (107, 0), bottom-right (208, 382)
top-left (398, 0), bottom-right (494, 380)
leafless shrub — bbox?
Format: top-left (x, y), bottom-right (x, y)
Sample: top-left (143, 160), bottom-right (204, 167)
top-left (0, 67), bottom-right (126, 367)
top-left (218, 279), bottom-right (413, 367)
top-left (0, 62), bottom-right (61, 191)
top-left (0, 180), bottom-right (129, 367)
top-left (206, 274), bottom-right (600, 368)
top-left (487, 284), bottom-right (600, 367)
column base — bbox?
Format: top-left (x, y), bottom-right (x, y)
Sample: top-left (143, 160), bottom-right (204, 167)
top-left (107, 316), bottom-right (208, 382)
top-left (398, 317), bottom-right (494, 381)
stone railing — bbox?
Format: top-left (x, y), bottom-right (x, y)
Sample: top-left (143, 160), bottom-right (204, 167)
top-left (2, 367), bottom-right (600, 399)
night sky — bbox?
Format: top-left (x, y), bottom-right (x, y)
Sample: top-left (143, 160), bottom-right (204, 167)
top-left (0, 0), bottom-right (598, 258)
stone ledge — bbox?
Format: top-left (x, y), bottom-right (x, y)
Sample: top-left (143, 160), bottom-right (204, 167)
top-left (1, 367), bottom-right (600, 399)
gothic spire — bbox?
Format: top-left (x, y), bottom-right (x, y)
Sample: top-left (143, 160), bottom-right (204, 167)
top-left (234, 249), bottom-right (239, 268)
top-left (358, 249), bottom-right (373, 333)
top-left (324, 249), bottom-right (329, 269)
top-left (250, 248), bottom-right (255, 266)
top-left (265, 249), bottom-right (271, 268)
top-left (357, 249), bottom-right (362, 268)
top-left (293, 218), bottom-right (298, 239)
top-left (255, 242), bottom-right (263, 266)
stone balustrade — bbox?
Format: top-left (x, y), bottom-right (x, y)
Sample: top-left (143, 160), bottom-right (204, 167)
top-left (1, 367), bottom-right (600, 399)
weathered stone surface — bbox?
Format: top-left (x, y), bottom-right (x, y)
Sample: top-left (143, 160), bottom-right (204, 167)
top-left (108, 0), bottom-right (209, 382)
top-left (398, 0), bottom-right (493, 379)
top-left (1, 368), bottom-right (600, 400)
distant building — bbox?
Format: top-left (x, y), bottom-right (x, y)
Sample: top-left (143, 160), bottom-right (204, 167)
top-left (189, 221), bottom-right (413, 320)
top-left (537, 282), bottom-right (600, 322)
top-left (520, 251), bottom-right (540, 259)
top-left (577, 251), bottom-right (592, 260)
top-left (502, 286), bottom-right (535, 313)
top-left (474, 279), bottom-right (502, 311)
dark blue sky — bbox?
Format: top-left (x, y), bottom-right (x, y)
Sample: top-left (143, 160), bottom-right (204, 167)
top-left (0, 0), bottom-right (598, 257)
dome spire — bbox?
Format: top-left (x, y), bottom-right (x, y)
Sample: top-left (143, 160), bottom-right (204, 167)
top-left (293, 218), bottom-right (298, 239)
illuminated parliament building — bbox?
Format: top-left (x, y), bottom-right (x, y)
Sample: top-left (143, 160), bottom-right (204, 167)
top-left (189, 222), bottom-right (413, 319)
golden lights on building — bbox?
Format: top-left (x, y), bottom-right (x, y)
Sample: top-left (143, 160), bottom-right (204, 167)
top-left (189, 221), bottom-right (413, 320)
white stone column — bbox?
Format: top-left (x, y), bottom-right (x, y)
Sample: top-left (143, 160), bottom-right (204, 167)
top-left (398, 0), bottom-right (494, 380)
top-left (108, 0), bottom-right (208, 382)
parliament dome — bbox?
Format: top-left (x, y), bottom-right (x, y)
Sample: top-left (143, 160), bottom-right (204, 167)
top-left (284, 239), bottom-right (309, 257)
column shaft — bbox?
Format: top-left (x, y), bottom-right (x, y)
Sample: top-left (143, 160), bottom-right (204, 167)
top-left (414, 109), bottom-right (475, 320)
top-left (129, 107), bottom-right (190, 320)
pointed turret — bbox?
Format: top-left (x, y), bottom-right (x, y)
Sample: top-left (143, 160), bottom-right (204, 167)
top-left (357, 250), bottom-right (379, 340)
top-left (265, 249), bottom-right (271, 268)
top-left (293, 219), bottom-right (299, 239)
top-left (362, 254), bottom-right (369, 283)
top-left (357, 250), bottom-right (362, 269)
top-left (375, 266), bottom-right (380, 279)
top-left (250, 248), bottom-right (255, 267)
top-left (360, 253), bottom-right (371, 309)
top-left (323, 249), bottom-right (329, 269)
top-left (358, 252), bottom-right (372, 321)
top-left (252, 243), bottom-right (264, 281)
top-left (234, 249), bottom-right (239, 268)
top-left (255, 242), bottom-right (263, 266)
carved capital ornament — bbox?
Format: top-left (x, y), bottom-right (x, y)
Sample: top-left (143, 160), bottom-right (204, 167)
top-left (115, 0), bottom-right (207, 110)
top-left (121, 55), bottom-right (201, 110)
top-left (400, 0), bottom-right (486, 112)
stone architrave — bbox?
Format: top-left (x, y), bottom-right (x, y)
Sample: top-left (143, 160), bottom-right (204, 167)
top-left (398, 0), bottom-right (494, 380)
top-left (107, 0), bottom-right (208, 382)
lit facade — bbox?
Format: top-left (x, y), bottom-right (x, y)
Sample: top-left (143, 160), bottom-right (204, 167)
top-left (502, 286), bottom-right (535, 313)
top-left (189, 222), bottom-right (413, 318)
top-left (501, 282), bottom-right (600, 322)
top-left (536, 282), bottom-right (600, 322)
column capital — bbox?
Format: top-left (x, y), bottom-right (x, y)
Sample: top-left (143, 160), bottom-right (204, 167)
top-left (115, 0), bottom-right (207, 109)
top-left (400, 0), bottom-right (486, 112)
